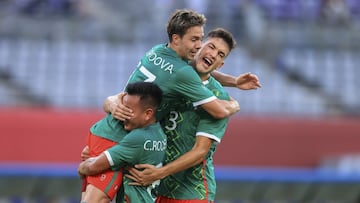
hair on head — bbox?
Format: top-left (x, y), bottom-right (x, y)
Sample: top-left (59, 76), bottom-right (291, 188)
top-left (206, 28), bottom-right (237, 51)
top-left (166, 9), bottom-right (206, 41)
top-left (125, 82), bottom-right (163, 109)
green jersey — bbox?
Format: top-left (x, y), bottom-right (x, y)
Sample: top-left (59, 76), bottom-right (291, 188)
top-left (127, 44), bottom-right (217, 119)
top-left (158, 77), bottom-right (230, 201)
top-left (90, 43), bottom-right (216, 142)
top-left (105, 122), bottom-right (167, 202)
top-left (89, 113), bottom-right (128, 142)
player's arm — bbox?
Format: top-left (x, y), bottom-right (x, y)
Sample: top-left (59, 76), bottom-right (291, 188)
top-left (78, 153), bottom-right (111, 176)
top-left (78, 132), bottom-right (142, 179)
top-left (174, 68), bottom-right (240, 119)
top-left (211, 71), bottom-right (261, 90)
top-left (103, 92), bottom-right (133, 121)
top-left (157, 136), bottom-right (212, 176)
top-left (200, 97), bottom-right (239, 119)
top-left (105, 91), bottom-right (239, 120)
top-left (126, 136), bottom-right (213, 186)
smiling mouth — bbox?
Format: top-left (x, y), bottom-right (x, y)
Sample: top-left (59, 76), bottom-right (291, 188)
top-left (203, 57), bottom-right (212, 66)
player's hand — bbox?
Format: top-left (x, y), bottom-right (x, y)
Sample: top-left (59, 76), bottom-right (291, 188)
top-left (125, 164), bottom-right (160, 186)
top-left (78, 163), bottom-right (86, 179)
top-left (81, 146), bottom-right (90, 161)
top-left (78, 170), bottom-right (86, 179)
top-left (235, 72), bottom-right (261, 90)
top-left (110, 92), bottom-right (134, 121)
top-left (229, 97), bottom-right (240, 114)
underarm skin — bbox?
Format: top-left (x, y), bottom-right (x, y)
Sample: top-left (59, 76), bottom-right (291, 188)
top-left (211, 71), bottom-right (236, 87)
top-left (201, 99), bottom-right (239, 119)
top-left (78, 154), bottom-right (110, 176)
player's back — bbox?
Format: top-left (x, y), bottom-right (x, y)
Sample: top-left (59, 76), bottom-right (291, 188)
top-left (122, 122), bottom-right (167, 202)
top-left (127, 44), bottom-right (214, 120)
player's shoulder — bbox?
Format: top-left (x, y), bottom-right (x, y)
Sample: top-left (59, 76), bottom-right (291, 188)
top-left (206, 76), bottom-right (229, 99)
top-left (150, 44), bottom-right (188, 65)
top-left (129, 123), bottom-right (166, 140)
top-left (207, 76), bottom-right (224, 88)
top-left (127, 127), bottom-right (145, 136)
top-left (124, 128), bottom-right (145, 142)
top-left (151, 43), bottom-right (166, 51)
top-left (147, 122), bottom-right (164, 133)
top-left (150, 43), bottom-right (175, 57)
top-left (175, 64), bottom-right (199, 79)
top-left (151, 122), bottom-right (166, 136)
top-left (129, 124), bottom-right (155, 136)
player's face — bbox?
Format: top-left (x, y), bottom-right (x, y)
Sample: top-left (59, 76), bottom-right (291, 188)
top-left (177, 26), bottom-right (204, 61)
top-left (194, 37), bottom-right (229, 75)
top-left (122, 94), bottom-right (149, 131)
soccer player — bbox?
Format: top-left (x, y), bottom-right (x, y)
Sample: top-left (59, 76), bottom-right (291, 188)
top-left (78, 82), bottom-right (166, 203)
top-left (126, 28), bottom-right (243, 202)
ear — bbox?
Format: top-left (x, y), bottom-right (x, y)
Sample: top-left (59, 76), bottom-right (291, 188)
top-left (144, 108), bottom-right (154, 120)
top-left (216, 61), bottom-right (225, 70)
top-left (172, 34), bottom-right (180, 45)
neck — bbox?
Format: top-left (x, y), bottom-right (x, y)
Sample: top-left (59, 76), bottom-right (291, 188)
top-left (199, 74), bottom-right (210, 81)
top-left (142, 118), bottom-right (157, 128)
top-left (190, 61), bottom-right (210, 81)
top-left (168, 42), bottom-right (187, 61)
top-left (168, 42), bottom-right (178, 54)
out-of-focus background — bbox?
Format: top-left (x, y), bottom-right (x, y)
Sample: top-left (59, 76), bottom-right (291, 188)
top-left (1, 0), bottom-right (360, 202)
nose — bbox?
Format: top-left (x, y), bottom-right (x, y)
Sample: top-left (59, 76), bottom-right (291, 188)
top-left (209, 49), bottom-right (217, 59)
top-left (195, 40), bottom-right (202, 50)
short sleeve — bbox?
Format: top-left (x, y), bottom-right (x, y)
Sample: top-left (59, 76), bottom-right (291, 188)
top-left (196, 112), bottom-right (229, 143)
top-left (105, 131), bottom-right (144, 171)
top-left (174, 67), bottom-right (216, 107)
top-left (196, 78), bottom-right (230, 143)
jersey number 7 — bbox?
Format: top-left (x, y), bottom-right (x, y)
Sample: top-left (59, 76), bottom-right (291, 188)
top-left (140, 66), bottom-right (156, 82)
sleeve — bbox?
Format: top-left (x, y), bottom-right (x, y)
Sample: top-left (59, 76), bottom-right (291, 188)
top-left (174, 67), bottom-right (217, 107)
top-left (196, 83), bottom-right (230, 143)
top-left (104, 131), bottom-right (144, 171)
top-left (196, 112), bottom-right (229, 143)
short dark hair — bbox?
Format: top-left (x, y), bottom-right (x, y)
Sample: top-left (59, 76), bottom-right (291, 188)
top-left (206, 28), bottom-right (237, 52)
top-left (125, 82), bottom-right (163, 110)
top-left (166, 9), bottom-right (206, 42)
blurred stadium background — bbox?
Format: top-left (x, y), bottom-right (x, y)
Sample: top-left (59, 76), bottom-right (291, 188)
top-left (1, 0), bottom-right (360, 202)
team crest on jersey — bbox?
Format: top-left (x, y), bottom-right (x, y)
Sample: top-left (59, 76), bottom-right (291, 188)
top-left (100, 174), bottom-right (106, 181)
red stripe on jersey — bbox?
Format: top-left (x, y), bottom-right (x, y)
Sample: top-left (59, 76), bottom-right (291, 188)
top-left (201, 159), bottom-right (209, 201)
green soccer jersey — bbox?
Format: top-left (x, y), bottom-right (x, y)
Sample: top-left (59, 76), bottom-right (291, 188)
top-left (90, 43), bottom-right (216, 142)
top-left (89, 113), bottom-right (128, 142)
top-left (158, 77), bottom-right (230, 201)
top-left (105, 122), bottom-right (167, 203)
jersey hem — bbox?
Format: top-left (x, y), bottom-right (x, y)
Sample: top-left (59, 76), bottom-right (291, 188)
top-left (192, 96), bottom-right (217, 107)
top-left (104, 150), bottom-right (114, 166)
top-left (196, 132), bottom-right (221, 143)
